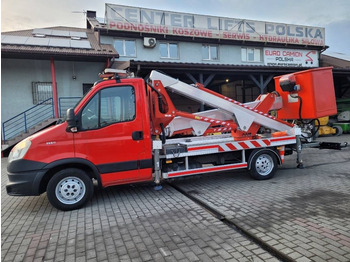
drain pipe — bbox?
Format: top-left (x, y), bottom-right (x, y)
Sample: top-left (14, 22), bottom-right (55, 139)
top-left (50, 57), bottom-right (59, 118)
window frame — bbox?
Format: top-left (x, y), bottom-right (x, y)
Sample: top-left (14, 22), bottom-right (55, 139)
top-left (241, 47), bottom-right (262, 63)
top-left (202, 44), bottom-right (219, 61)
top-left (113, 39), bottom-right (136, 57)
top-left (159, 42), bottom-right (179, 59)
top-left (32, 82), bottom-right (53, 105)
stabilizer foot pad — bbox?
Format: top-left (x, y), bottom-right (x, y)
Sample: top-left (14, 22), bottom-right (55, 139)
top-left (154, 185), bottom-right (163, 191)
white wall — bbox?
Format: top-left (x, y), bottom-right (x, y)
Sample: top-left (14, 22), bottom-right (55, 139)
top-left (100, 35), bottom-right (264, 66)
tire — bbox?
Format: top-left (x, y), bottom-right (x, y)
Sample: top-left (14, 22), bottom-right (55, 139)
top-left (249, 150), bottom-right (278, 180)
top-left (47, 168), bottom-right (93, 211)
top-left (333, 126), bottom-right (343, 136)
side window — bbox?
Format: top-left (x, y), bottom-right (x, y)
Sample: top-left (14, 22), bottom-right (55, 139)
top-left (81, 86), bottom-right (136, 130)
top-left (100, 86), bottom-right (135, 126)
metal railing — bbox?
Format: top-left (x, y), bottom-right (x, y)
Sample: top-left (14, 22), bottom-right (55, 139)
top-left (59, 97), bottom-right (82, 118)
top-left (2, 98), bottom-right (54, 141)
top-left (2, 96), bottom-right (83, 141)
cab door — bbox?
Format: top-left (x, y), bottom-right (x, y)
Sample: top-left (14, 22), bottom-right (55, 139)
top-left (73, 81), bottom-right (152, 187)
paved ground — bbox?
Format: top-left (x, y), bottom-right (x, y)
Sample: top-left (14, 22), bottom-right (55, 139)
top-left (2, 135), bottom-right (350, 261)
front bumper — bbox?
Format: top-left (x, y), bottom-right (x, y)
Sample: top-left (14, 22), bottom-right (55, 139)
top-left (6, 159), bottom-right (47, 196)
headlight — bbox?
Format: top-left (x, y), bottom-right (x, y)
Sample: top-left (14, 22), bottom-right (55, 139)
top-left (8, 139), bottom-right (32, 163)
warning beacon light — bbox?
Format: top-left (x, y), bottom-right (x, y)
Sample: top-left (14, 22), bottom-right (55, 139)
top-left (279, 74), bottom-right (300, 92)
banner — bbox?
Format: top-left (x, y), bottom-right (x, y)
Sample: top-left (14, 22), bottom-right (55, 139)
top-left (105, 4), bottom-right (325, 47)
top-left (264, 48), bottom-right (319, 67)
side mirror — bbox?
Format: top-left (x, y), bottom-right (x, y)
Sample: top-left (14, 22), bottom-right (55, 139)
top-left (66, 108), bottom-right (77, 132)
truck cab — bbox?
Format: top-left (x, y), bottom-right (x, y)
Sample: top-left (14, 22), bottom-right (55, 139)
top-left (7, 73), bottom-right (153, 210)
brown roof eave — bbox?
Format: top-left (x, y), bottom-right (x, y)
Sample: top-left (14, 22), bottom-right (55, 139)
top-left (1, 50), bottom-right (118, 62)
top-left (129, 60), bottom-right (309, 74)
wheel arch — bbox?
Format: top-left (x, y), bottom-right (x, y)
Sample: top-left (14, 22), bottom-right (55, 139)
top-left (247, 147), bottom-right (281, 170)
top-left (39, 158), bottom-right (101, 194)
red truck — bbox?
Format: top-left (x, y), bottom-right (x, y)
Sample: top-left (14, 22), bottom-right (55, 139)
top-left (6, 68), bottom-right (338, 210)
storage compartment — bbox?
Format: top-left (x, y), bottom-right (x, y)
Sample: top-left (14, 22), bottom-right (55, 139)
top-left (162, 144), bottom-right (187, 155)
top-left (274, 67), bottom-right (337, 120)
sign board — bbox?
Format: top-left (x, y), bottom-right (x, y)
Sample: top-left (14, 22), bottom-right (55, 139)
top-left (264, 48), bottom-right (319, 67)
top-left (105, 4), bottom-right (325, 47)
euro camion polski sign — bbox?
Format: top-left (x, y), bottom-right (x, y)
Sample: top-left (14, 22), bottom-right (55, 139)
top-left (264, 48), bottom-right (319, 67)
top-left (105, 3), bottom-right (325, 47)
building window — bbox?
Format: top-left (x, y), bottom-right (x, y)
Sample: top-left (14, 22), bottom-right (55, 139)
top-left (241, 48), bottom-right (261, 62)
top-left (83, 83), bottom-right (93, 95)
top-left (114, 39), bottom-right (136, 57)
top-left (32, 82), bottom-right (53, 104)
top-left (202, 45), bottom-right (218, 60)
top-left (160, 43), bottom-right (178, 59)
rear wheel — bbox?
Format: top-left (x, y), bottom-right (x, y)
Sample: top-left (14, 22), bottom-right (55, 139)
top-left (47, 168), bottom-right (93, 211)
top-left (249, 150), bottom-right (278, 180)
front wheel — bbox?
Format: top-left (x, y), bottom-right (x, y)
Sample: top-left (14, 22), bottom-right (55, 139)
top-left (47, 168), bottom-right (94, 211)
top-left (249, 150), bottom-right (278, 180)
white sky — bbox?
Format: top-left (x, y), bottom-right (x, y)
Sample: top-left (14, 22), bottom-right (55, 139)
top-left (1, 0), bottom-right (350, 53)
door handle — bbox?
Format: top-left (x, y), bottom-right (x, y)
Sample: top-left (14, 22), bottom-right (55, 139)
top-left (132, 131), bottom-right (144, 140)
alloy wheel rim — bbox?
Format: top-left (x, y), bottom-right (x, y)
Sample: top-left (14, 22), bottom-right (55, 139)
top-left (255, 154), bottom-right (274, 176)
top-left (55, 176), bottom-right (86, 205)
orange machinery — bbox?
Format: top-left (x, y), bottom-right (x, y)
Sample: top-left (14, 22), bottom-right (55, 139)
top-left (274, 67), bottom-right (337, 120)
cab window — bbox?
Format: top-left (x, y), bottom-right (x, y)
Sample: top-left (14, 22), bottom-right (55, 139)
top-left (81, 86), bottom-right (135, 130)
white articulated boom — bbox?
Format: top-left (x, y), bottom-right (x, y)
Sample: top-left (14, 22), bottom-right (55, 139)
top-left (149, 70), bottom-right (299, 138)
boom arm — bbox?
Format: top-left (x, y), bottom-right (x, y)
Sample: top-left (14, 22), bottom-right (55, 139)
top-left (148, 71), bottom-right (297, 138)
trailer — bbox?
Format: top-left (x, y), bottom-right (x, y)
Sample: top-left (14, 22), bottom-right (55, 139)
top-left (6, 67), bottom-right (342, 210)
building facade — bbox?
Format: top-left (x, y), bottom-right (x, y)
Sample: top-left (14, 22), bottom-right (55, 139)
top-left (86, 4), bottom-right (327, 111)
